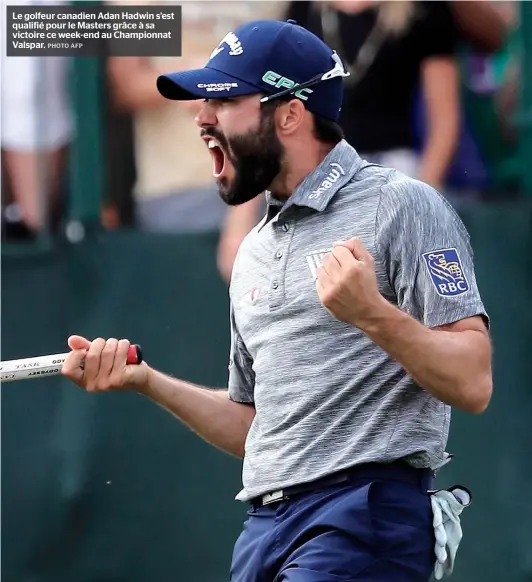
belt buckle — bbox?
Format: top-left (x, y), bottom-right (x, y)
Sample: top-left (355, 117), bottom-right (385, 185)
top-left (261, 490), bottom-right (284, 506)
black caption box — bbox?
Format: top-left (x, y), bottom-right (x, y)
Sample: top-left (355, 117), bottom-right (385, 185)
top-left (7, 5), bottom-right (182, 57)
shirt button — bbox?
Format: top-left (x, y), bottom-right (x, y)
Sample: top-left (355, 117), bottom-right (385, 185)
top-left (272, 280), bottom-right (279, 290)
top-left (281, 223), bottom-right (289, 232)
top-left (275, 250), bottom-right (283, 259)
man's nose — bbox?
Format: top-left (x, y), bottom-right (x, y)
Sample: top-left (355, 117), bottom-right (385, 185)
top-left (195, 101), bottom-right (218, 128)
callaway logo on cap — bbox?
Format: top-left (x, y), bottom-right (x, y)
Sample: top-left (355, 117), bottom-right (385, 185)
top-left (156, 19), bottom-right (350, 122)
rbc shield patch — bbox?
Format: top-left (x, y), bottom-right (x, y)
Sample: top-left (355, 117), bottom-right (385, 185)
top-left (422, 248), bottom-right (469, 297)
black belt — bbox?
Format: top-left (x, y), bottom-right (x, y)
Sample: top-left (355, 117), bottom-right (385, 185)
top-left (250, 461), bottom-right (435, 508)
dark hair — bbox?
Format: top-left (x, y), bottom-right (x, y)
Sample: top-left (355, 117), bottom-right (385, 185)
top-left (312, 114), bottom-right (344, 145)
top-left (259, 95), bottom-right (344, 146)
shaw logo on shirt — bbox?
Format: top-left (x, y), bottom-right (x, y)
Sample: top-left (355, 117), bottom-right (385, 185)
top-left (308, 163), bottom-right (345, 200)
top-left (422, 248), bottom-right (469, 297)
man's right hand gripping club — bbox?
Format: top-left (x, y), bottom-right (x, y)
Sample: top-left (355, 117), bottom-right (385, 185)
top-left (62, 335), bottom-right (148, 392)
top-left (61, 335), bottom-right (255, 458)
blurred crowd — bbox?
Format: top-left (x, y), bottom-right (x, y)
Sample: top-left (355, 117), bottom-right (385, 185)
top-left (1, 0), bottom-right (525, 283)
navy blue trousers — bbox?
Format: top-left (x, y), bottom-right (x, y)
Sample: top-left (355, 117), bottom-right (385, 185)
top-left (230, 467), bottom-right (435, 582)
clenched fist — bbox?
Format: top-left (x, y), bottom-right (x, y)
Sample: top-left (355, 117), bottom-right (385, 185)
top-left (62, 335), bottom-right (149, 393)
top-left (315, 237), bottom-right (387, 329)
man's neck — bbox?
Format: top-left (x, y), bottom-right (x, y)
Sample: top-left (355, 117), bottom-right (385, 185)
top-left (271, 141), bottom-right (337, 200)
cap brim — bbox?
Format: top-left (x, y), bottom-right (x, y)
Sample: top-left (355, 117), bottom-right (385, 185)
top-left (157, 67), bottom-right (260, 101)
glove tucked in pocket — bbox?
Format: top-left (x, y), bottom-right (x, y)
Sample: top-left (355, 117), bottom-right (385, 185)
top-left (430, 486), bottom-right (472, 580)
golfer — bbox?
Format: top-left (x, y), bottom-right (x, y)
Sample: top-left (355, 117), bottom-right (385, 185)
top-left (63, 19), bottom-right (493, 582)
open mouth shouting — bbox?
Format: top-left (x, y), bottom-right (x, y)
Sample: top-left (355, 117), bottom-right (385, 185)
top-left (207, 137), bottom-right (226, 179)
top-left (202, 131), bottom-right (234, 183)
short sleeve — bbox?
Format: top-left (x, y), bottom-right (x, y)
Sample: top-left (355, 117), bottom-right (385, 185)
top-left (376, 180), bottom-right (489, 330)
top-left (415, 1), bottom-right (457, 60)
top-left (227, 302), bottom-right (255, 404)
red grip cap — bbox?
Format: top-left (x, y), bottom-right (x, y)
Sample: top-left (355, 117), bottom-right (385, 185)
top-left (126, 344), bottom-right (143, 365)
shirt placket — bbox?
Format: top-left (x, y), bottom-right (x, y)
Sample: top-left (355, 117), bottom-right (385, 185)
top-left (268, 215), bottom-right (294, 311)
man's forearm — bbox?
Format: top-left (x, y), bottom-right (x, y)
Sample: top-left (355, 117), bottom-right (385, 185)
top-left (418, 101), bottom-right (459, 189)
top-left (139, 368), bottom-right (255, 457)
top-left (418, 135), bottom-right (455, 189)
top-left (359, 299), bottom-right (492, 413)
top-left (419, 59), bottom-right (460, 188)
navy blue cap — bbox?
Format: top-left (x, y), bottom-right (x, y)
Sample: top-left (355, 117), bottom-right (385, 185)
top-left (156, 19), bottom-right (350, 121)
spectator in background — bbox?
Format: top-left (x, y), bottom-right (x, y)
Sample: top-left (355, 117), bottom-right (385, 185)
top-left (106, 1), bottom-right (285, 234)
top-left (1, 0), bottom-right (73, 241)
top-left (413, 0), bottom-right (513, 205)
top-left (293, 0), bottom-right (460, 187)
top-left (217, 0), bottom-right (461, 282)
top-left (106, 1), bottom-right (223, 234)
top-left (457, 0), bottom-right (522, 199)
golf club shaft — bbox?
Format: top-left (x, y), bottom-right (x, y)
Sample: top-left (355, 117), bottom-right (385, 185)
top-left (0, 344), bottom-right (142, 383)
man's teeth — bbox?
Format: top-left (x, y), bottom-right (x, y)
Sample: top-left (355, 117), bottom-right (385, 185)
top-left (208, 139), bottom-right (220, 149)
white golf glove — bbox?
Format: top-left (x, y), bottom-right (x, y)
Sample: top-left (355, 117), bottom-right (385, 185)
top-left (430, 486), bottom-right (472, 580)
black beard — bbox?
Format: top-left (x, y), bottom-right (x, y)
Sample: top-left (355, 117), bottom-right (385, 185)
top-left (204, 111), bottom-right (284, 206)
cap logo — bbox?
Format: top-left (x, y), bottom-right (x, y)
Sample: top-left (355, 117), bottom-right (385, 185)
top-left (197, 82), bottom-right (239, 92)
top-left (210, 31), bottom-right (243, 59)
top-left (262, 71), bottom-right (313, 101)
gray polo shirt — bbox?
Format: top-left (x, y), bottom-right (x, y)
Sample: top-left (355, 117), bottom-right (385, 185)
top-left (228, 140), bottom-right (488, 502)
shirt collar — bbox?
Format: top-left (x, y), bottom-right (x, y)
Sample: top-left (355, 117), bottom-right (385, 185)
top-left (263, 140), bottom-right (363, 220)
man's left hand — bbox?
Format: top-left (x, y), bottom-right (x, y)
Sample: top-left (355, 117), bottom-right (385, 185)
top-left (315, 237), bottom-right (387, 328)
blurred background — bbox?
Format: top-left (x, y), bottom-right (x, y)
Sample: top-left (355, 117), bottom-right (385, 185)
top-left (1, 1), bottom-right (531, 581)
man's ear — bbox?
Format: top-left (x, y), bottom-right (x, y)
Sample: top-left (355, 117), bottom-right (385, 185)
top-left (275, 98), bottom-right (307, 136)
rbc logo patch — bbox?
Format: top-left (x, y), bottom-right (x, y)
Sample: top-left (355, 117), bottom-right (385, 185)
top-left (422, 248), bottom-right (469, 297)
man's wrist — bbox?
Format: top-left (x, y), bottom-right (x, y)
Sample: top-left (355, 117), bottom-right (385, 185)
top-left (133, 365), bottom-right (154, 397)
top-left (353, 296), bottom-right (402, 337)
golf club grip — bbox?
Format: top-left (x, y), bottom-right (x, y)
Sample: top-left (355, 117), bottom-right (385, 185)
top-left (127, 344), bottom-right (143, 365)
top-left (0, 344), bottom-right (143, 383)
